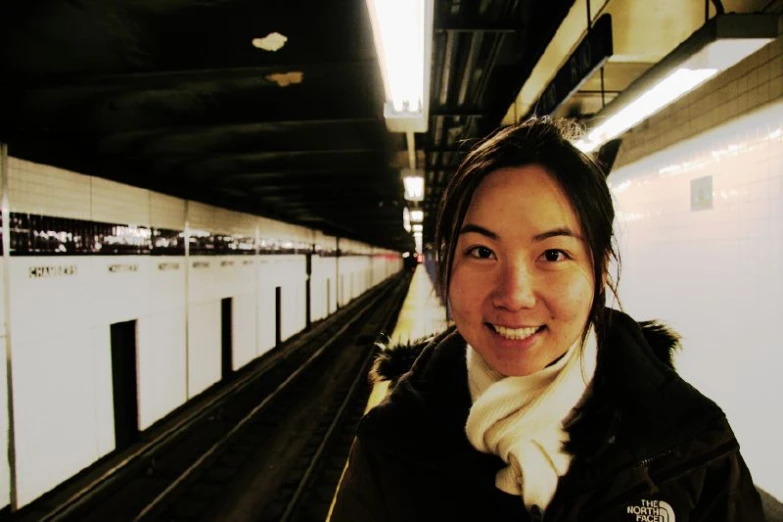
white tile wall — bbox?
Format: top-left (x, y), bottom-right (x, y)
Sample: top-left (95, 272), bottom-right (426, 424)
top-left (90, 257), bottom-right (150, 325)
top-left (150, 192), bottom-right (186, 230)
top-left (256, 259), bottom-right (277, 355)
top-left (186, 201), bottom-right (215, 233)
top-left (91, 177), bottom-right (150, 226)
top-left (610, 98), bottom-right (783, 499)
top-left (137, 310), bottom-right (187, 430)
top-left (211, 207), bottom-right (241, 235)
top-left (231, 293), bottom-right (257, 370)
top-left (8, 160), bottom-right (90, 219)
top-left (11, 328), bottom-right (111, 506)
top-left (0, 333), bottom-right (9, 510)
top-left (187, 300), bottom-right (221, 398)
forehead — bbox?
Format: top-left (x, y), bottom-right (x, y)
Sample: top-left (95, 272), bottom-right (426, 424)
top-left (464, 165), bottom-right (582, 234)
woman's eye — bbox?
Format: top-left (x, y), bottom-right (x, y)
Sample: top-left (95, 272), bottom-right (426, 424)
top-left (542, 249), bottom-right (567, 262)
top-left (467, 246), bottom-right (494, 259)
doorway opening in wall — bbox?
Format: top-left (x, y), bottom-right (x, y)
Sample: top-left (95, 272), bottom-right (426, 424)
top-left (221, 297), bottom-right (233, 380)
top-left (110, 320), bottom-right (139, 450)
top-left (305, 253), bottom-right (312, 329)
top-left (275, 286), bottom-right (282, 347)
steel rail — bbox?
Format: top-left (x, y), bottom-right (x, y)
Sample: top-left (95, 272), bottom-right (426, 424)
top-left (278, 279), bottom-right (407, 522)
top-left (131, 276), bottom-right (404, 521)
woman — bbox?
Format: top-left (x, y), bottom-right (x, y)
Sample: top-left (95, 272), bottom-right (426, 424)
top-left (330, 118), bottom-right (764, 521)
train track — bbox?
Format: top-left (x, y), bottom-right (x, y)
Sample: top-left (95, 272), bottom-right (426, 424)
top-left (10, 273), bottom-right (409, 522)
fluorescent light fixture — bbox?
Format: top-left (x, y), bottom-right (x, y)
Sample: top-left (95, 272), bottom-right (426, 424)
top-left (403, 207), bottom-right (411, 232)
top-left (403, 170), bottom-right (425, 201)
top-left (365, 0), bottom-right (434, 133)
top-left (410, 209), bottom-right (424, 223)
top-left (412, 224), bottom-right (423, 233)
top-left (575, 14), bottom-right (778, 153)
top-left (413, 231), bottom-right (423, 238)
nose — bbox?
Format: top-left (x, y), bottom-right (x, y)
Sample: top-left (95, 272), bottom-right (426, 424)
top-left (491, 260), bottom-right (536, 310)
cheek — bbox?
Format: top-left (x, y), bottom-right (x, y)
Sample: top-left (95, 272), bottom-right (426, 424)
top-left (547, 272), bottom-right (594, 319)
top-left (448, 265), bottom-right (487, 319)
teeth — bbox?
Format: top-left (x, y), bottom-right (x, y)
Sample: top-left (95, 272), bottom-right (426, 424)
top-left (492, 324), bottom-right (540, 340)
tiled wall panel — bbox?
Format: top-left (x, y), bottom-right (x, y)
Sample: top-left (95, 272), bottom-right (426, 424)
top-left (187, 300), bottom-right (221, 398)
top-left (137, 311), bottom-right (187, 430)
top-left (311, 256), bottom-right (335, 322)
top-left (7, 159), bottom-right (91, 219)
top-left (231, 293), bottom-right (257, 370)
top-left (149, 258), bottom-right (186, 312)
top-left (90, 178), bottom-right (150, 227)
top-left (90, 325), bottom-right (115, 459)
top-left (0, 332), bottom-right (8, 510)
top-left (150, 192), bottom-right (186, 230)
top-left (0, 263), bottom-right (6, 510)
top-left (90, 257), bottom-right (150, 325)
top-left (11, 328), bottom-right (110, 506)
top-left (610, 98), bottom-right (783, 499)
top-left (255, 261), bottom-right (277, 356)
top-left (186, 201), bottom-right (215, 233)
top-left (277, 256), bottom-right (307, 342)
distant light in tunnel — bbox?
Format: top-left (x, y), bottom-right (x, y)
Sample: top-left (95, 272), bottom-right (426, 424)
top-left (403, 170), bottom-right (424, 201)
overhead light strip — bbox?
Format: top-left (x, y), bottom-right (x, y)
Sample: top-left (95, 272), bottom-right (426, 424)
top-left (575, 14), bottom-right (779, 153)
top-left (365, 0), bottom-right (434, 133)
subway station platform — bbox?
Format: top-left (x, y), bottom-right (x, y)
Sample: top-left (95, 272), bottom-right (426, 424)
top-left (363, 262), bottom-right (448, 412)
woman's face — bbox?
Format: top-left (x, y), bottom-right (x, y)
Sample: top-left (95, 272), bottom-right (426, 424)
top-left (448, 165), bottom-right (595, 376)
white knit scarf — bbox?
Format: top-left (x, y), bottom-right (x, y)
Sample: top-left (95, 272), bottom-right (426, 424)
top-left (464, 328), bottom-right (598, 511)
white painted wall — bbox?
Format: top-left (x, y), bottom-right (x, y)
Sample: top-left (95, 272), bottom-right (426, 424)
top-left (0, 260), bottom-right (10, 509)
top-left (277, 255), bottom-right (307, 342)
top-left (256, 258), bottom-right (277, 356)
top-left (610, 99), bottom-right (783, 499)
top-left (137, 308), bottom-right (186, 430)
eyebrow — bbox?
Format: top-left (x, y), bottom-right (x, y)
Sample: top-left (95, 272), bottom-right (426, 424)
top-left (459, 223), bottom-right (581, 242)
top-left (533, 227), bottom-right (582, 242)
top-left (458, 223), bottom-right (498, 239)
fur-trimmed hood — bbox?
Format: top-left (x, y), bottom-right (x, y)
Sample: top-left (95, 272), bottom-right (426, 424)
top-left (359, 308), bottom-right (724, 466)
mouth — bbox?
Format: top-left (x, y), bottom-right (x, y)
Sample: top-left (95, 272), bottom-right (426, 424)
top-left (489, 323), bottom-right (545, 341)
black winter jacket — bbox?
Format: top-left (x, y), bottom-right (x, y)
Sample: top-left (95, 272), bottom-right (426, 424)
top-left (331, 309), bottom-right (765, 522)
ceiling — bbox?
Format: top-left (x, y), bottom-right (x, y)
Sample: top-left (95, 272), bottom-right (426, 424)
top-left (1, 0), bottom-right (779, 252)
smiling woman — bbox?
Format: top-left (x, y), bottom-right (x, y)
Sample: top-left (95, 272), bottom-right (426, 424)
top-left (448, 165), bottom-right (595, 377)
top-left (330, 117), bottom-right (766, 522)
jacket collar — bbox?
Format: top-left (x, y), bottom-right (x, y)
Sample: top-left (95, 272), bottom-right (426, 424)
top-left (359, 309), bottom-right (724, 475)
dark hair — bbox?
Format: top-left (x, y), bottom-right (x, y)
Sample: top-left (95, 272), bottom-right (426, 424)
top-left (434, 117), bottom-right (619, 345)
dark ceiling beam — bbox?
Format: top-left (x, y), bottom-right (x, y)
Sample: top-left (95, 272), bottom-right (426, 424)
top-left (3, 60), bottom-right (380, 90)
top-left (99, 118), bottom-right (384, 153)
top-left (214, 168), bottom-right (396, 184)
top-left (156, 149), bottom-right (393, 178)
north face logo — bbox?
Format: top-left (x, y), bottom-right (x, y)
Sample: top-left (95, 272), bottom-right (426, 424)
top-left (626, 499), bottom-right (675, 521)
